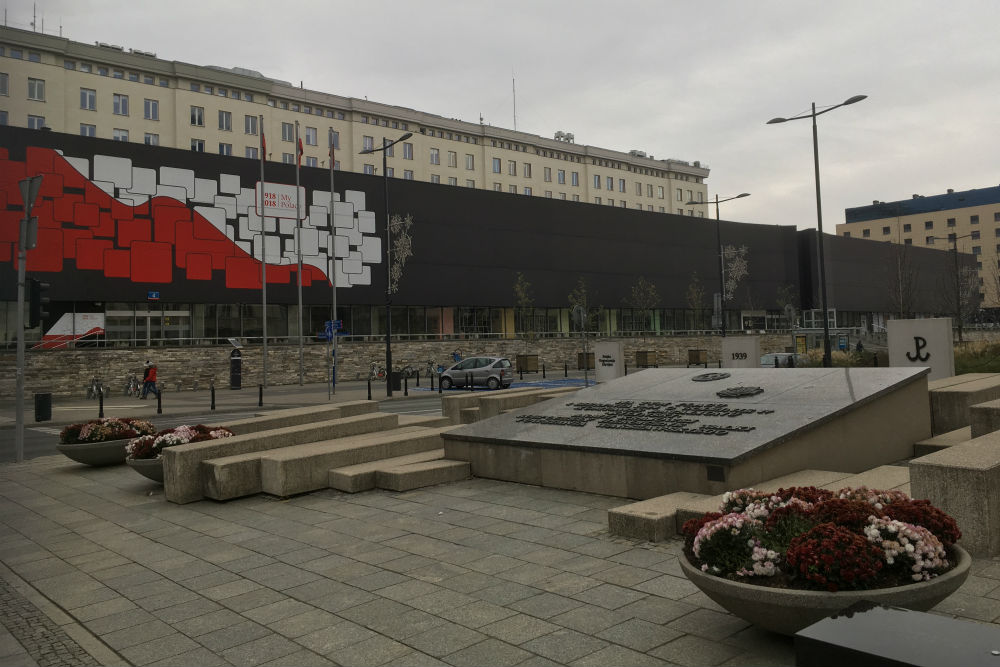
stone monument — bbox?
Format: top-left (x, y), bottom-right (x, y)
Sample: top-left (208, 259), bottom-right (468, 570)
top-left (888, 318), bottom-right (954, 381)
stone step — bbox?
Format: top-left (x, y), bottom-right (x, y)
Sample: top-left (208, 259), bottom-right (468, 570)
top-left (459, 407), bottom-right (480, 424)
top-left (329, 449), bottom-right (446, 493)
top-left (375, 459), bottom-right (471, 492)
top-left (223, 400), bottom-right (378, 435)
top-left (929, 373), bottom-right (1000, 435)
top-left (607, 492), bottom-right (709, 542)
top-left (914, 426), bottom-right (972, 457)
top-left (399, 414), bottom-right (453, 428)
top-left (259, 427), bottom-right (452, 497)
top-left (971, 399), bottom-right (1000, 438)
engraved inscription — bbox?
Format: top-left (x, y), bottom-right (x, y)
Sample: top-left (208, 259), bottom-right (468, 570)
top-left (692, 372), bottom-right (731, 382)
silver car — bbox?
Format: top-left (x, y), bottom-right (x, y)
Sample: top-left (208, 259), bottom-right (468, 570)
top-left (439, 356), bottom-right (514, 390)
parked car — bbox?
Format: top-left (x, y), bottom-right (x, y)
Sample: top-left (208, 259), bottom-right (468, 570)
top-left (760, 352), bottom-right (809, 368)
top-left (439, 356), bottom-right (513, 390)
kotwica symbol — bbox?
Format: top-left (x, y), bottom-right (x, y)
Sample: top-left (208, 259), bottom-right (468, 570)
top-left (906, 336), bottom-right (930, 362)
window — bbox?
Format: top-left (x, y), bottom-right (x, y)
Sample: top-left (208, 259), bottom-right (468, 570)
top-left (385, 167), bottom-right (394, 177)
top-left (862, 229), bottom-right (871, 238)
top-left (403, 170), bottom-right (413, 180)
top-left (904, 238), bottom-right (912, 245)
top-left (144, 98), bottom-right (158, 120)
top-left (27, 115), bottom-right (45, 130)
top-left (593, 175), bottom-right (601, 189)
top-left (657, 185), bottom-right (664, 199)
top-left (305, 126), bottom-right (317, 145)
top-left (403, 142), bottom-right (413, 160)
top-left (544, 167), bottom-right (552, 182)
top-left (144, 133), bottom-right (159, 146)
top-left (64, 59), bottom-right (76, 70)
top-left (205, 85), bottom-right (214, 95)
top-left (972, 230), bottom-right (981, 240)
top-left (430, 174), bottom-right (441, 184)
top-left (190, 83), bottom-right (200, 92)
top-left (217, 87), bottom-right (227, 97)
top-left (246, 146), bottom-right (258, 159)
top-left (190, 106), bottom-right (204, 126)
top-left (362, 135), bottom-right (374, 151)
top-left (676, 188), bottom-right (683, 201)
top-left (606, 176), bottom-right (613, 190)
top-left (973, 246), bottom-right (982, 255)
top-left (903, 223), bottom-right (912, 232)
top-left (926, 236), bottom-right (935, 245)
top-left (113, 128), bottom-right (129, 142)
top-left (283, 123), bottom-right (295, 141)
top-left (465, 154), bottom-right (474, 170)
top-left (98, 66), bottom-right (108, 76)
top-left (466, 180), bottom-right (475, 187)
top-left (128, 72), bottom-right (139, 82)
top-left (595, 196), bottom-right (602, 205)
top-left (558, 169), bottom-right (566, 184)
top-left (647, 184), bottom-right (654, 198)
top-left (995, 212), bottom-right (1000, 222)
top-left (948, 233), bottom-right (957, 242)
top-left (9, 48), bottom-right (21, 59)
top-left (159, 78), bottom-right (169, 87)
top-left (27, 78), bottom-right (45, 101)
top-left (524, 163), bottom-right (532, 178)
top-left (363, 164), bottom-right (375, 175)
top-left (219, 110), bottom-right (232, 131)
top-left (283, 153), bottom-right (295, 164)
top-left (81, 62), bottom-right (92, 73)
top-left (80, 88), bottom-right (96, 110)
top-left (492, 158), bottom-right (501, 173)
top-left (608, 199), bottom-right (615, 206)
top-left (545, 191), bottom-right (553, 198)
top-left (508, 160), bottom-right (517, 176)
top-left (219, 143), bottom-right (232, 156)
top-left (80, 123), bottom-right (96, 137)
top-left (191, 138), bottom-right (205, 151)
top-left (447, 151), bottom-right (457, 168)
top-left (245, 115), bottom-right (257, 135)
top-left (947, 218), bottom-right (956, 227)
top-left (447, 177), bottom-right (457, 186)
top-left (971, 215), bottom-right (980, 224)
top-left (844, 232), bottom-right (852, 238)
top-left (619, 178), bottom-right (626, 193)
top-left (143, 74), bottom-right (154, 85)
top-left (636, 182), bottom-right (643, 196)
top-left (924, 220), bottom-right (933, 230)
top-left (509, 185), bottom-right (517, 194)
top-left (524, 186), bottom-right (532, 196)
top-left (0, 73), bottom-right (6, 96)
top-left (571, 172), bottom-right (579, 187)
top-left (430, 148), bottom-right (440, 165)
top-left (882, 226), bottom-right (890, 235)
top-left (493, 183), bottom-right (502, 191)
top-left (305, 156), bottom-right (317, 168)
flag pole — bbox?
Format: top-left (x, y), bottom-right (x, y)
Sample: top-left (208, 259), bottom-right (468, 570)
top-left (259, 115), bottom-right (268, 388)
top-left (329, 128), bottom-right (337, 398)
top-left (295, 120), bottom-right (304, 385)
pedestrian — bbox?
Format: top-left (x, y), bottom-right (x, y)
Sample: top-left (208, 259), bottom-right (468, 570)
top-left (856, 340), bottom-right (864, 354)
top-left (140, 360), bottom-right (160, 399)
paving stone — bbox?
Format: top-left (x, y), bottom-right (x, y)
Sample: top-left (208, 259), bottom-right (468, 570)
top-left (438, 571), bottom-right (503, 594)
top-left (69, 595), bottom-right (136, 622)
top-left (321, 634), bottom-right (411, 667)
top-left (295, 620), bottom-right (375, 656)
top-left (218, 587), bottom-right (289, 613)
top-left (509, 592), bottom-right (584, 619)
top-left (462, 554), bottom-right (525, 575)
top-left (497, 563), bottom-right (562, 585)
top-left (405, 623), bottom-right (487, 657)
top-left (197, 620), bottom-right (272, 652)
top-left (219, 554), bottom-right (279, 573)
top-left (268, 609), bottom-right (340, 639)
top-left (617, 596), bottom-right (699, 624)
top-left (597, 618), bottom-right (679, 652)
top-left (222, 633), bottom-right (302, 666)
top-left (120, 633), bottom-right (201, 665)
top-left (549, 604), bottom-right (632, 635)
top-left (380, 651), bottom-right (449, 667)
top-left (471, 582), bottom-right (541, 606)
top-left (257, 649), bottom-right (336, 667)
top-left (243, 598), bottom-right (314, 625)
top-left (570, 644), bottom-right (674, 667)
top-left (151, 597), bottom-right (223, 624)
top-left (633, 574), bottom-right (701, 600)
top-left (345, 569), bottom-right (411, 592)
top-left (180, 570), bottom-right (244, 591)
top-left (521, 627), bottom-right (609, 663)
top-left (134, 587), bottom-right (202, 612)
top-left (375, 578), bottom-right (442, 603)
top-left (240, 563), bottom-right (322, 591)
top-left (83, 607), bottom-right (156, 635)
top-left (931, 590), bottom-right (1000, 622)
top-left (336, 598), bottom-right (412, 627)
top-left (591, 564), bottom-right (663, 587)
top-left (650, 633), bottom-right (742, 666)
top-left (534, 572), bottom-right (603, 597)
top-left (201, 579), bottom-right (264, 601)
top-left (437, 600), bottom-right (518, 629)
top-left (571, 583), bottom-right (648, 610)
top-left (407, 589), bottom-right (477, 614)
top-left (102, 617), bottom-right (176, 650)
top-left (666, 608), bottom-right (751, 641)
top-left (173, 609), bottom-right (245, 637)
top-left (442, 637), bottom-right (532, 667)
top-left (480, 614), bottom-right (560, 645)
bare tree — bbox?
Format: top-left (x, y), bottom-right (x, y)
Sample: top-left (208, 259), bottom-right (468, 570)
top-left (388, 213), bottom-right (413, 294)
top-left (723, 244), bottom-right (749, 302)
top-left (686, 271), bottom-right (706, 312)
top-left (568, 276), bottom-right (598, 330)
top-left (627, 276), bottom-right (660, 337)
top-left (513, 272), bottom-right (535, 346)
top-left (887, 244), bottom-right (920, 319)
top-left (775, 283), bottom-right (800, 329)
top-left (942, 264), bottom-right (982, 342)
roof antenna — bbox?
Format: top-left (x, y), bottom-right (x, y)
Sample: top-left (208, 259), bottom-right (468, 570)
top-left (512, 70), bottom-right (517, 132)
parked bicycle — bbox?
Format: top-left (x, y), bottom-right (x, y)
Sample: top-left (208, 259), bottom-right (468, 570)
top-left (398, 364), bottom-right (416, 379)
top-left (124, 373), bottom-right (141, 398)
top-left (368, 361), bottom-right (387, 381)
top-left (425, 359), bottom-right (443, 377)
top-left (86, 376), bottom-right (108, 400)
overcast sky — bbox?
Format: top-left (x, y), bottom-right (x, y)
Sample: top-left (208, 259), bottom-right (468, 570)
top-left (7, 0), bottom-right (1000, 230)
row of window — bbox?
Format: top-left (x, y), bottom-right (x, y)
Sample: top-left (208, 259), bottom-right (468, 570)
top-left (852, 212), bottom-right (1000, 239)
top-left (65, 57), bottom-right (170, 87)
top-left (267, 97), bottom-right (347, 121)
top-left (0, 45), bottom-right (40, 62)
top-left (188, 81), bottom-right (252, 102)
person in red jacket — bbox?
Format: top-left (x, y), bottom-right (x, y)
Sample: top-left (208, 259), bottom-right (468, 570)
top-left (140, 360), bottom-right (159, 399)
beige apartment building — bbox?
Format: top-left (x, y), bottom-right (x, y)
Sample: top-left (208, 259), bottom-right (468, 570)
top-left (838, 186), bottom-right (1000, 307)
top-left (0, 25), bottom-right (710, 215)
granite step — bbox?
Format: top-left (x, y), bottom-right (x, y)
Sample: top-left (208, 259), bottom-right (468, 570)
top-left (329, 449), bottom-right (446, 493)
top-left (914, 426), bottom-right (972, 457)
top-left (375, 459), bottom-right (471, 492)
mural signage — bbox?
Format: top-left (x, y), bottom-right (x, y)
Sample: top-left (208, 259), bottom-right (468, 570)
top-left (255, 182), bottom-right (306, 220)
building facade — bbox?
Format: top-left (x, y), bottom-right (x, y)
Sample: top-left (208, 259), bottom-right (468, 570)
top-left (838, 186), bottom-right (1000, 309)
top-left (0, 25), bottom-right (711, 217)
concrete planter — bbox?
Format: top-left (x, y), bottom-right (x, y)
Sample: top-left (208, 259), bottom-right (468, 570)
top-left (126, 457), bottom-right (164, 483)
top-left (56, 439), bottom-right (128, 466)
top-left (679, 545), bottom-right (971, 635)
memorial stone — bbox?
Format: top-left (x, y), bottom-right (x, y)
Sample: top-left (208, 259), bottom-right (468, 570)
top-left (721, 336), bottom-right (761, 369)
top-left (888, 318), bottom-right (954, 381)
top-left (595, 341), bottom-right (625, 383)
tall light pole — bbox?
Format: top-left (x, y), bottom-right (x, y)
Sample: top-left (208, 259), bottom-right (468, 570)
top-left (360, 132), bottom-right (412, 397)
top-left (687, 193), bottom-right (750, 336)
top-left (768, 94), bottom-right (867, 367)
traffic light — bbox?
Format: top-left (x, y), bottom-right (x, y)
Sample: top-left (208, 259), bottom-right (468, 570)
top-left (28, 278), bottom-right (50, 329)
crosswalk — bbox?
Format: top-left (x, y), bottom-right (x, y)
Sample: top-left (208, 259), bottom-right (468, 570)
top-left (30, 426), bottom-right (63, 435)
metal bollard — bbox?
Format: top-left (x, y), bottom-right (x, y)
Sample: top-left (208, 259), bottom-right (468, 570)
top-left (98, 389), bottom-right (105, 419)
top-left (542, 364), bottom-right (546, 379)
top-left (519, 367), bottom-right (523, 380)
top-left (438, 375), bottom-right (442, 394)
top-left (467, 372), bottom-right (473, 391)
top-left (564, 363), bottom-right (568, 377)
top-left (404, 375), bottom-right (409, 397)
top-left (368, 378), bottom-right (372, 400)
top-left (415, 371), bottom-right (420, 388)
top-left (211, 382), bottom-right (216, 410)
top-left (430, 373), bottom-right (434, 391)
top-left (157, 390), bottom-right (162, 415)
top-left (258, 384), bottom-right (263, 407)
top-left (874, 354), bottom-right (879, 367)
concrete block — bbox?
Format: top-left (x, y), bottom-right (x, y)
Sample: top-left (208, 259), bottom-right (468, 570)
top-left (820, 465), bottom-right (910, 492)
top-left (259, 427), bottom-right (449, 497)
top-left (201, 455), bottom-right (261, 500)
top-left (971, 399), bottom-right (1000, 438)
top-left (929, 374), bottom-right (1000, 435)
top-left (375, 459), bottom-right (470, 492)
top-left (608, 492), bottom-right (708, 542)
top-left (459, 407), bottom-right (480, 424)
top-left (911, 430), bottom-right (1000, 556)
top-left (222, 400), bottom-right (377, 435)
top-left (441, 387), bottom-right (536, 424)
top-left (163, 412), bottom-right (398, 504)
top-left (914, 426), bottom-right (972, 457)
top-left (329, 449), bottom-right (445, 493)
top-left (478, 387), bottom-right (580, 420)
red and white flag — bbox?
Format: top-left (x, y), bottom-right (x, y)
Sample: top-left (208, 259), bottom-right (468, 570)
top-left (297, 138), bottom-right (304, 167)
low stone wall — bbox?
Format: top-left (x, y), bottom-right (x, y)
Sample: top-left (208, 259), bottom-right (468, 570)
top-left (0, 333), bottom-right (793, 398)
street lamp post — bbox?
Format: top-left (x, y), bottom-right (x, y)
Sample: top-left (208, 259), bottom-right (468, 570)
top-left (686, 193), bottom-right (750, 336)
top-left (360, 132), bottom-right (412, 397)
top-left (767, 94), bottom-right (867, 367)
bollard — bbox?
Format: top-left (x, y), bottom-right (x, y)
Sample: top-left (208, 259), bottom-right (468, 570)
top-left (625, 362), bottom-right (628, 376)
top-left (258, 384), bottom-right (263, 407)
top-left (718, 360), bottom-right (722, 368)
top-left (874, 354), bottom-right (879, 367)
top-left (157, 390), bottom-right (162, 415)
top-left (98, 388), bottom-right (105, 419)
top-left (438, 375), bottom-right (442, 394)
top-left (430, 373), bottom-right (434, 391)
top-left (467, 372), bottom-right (473, 391)
top-left (542, 364), bottom-right (546, 379)
top-left (415, 371), bottom-right (420, 388)
top-left (404, 375), bottom-right (409, 397)
top-left (564, 363), bottom-right (568, 378)
top-left (775, 357), bottom-right (780, 368)
top-left (519, 367), bottom-right (523, 381)
top-left (211, 383), bottom-right (216, 410)
top-left (367, 378), bottom-right (372, 401)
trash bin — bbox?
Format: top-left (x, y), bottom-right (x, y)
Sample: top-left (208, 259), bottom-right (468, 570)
top-left (389, 371), bottom-right (402, 392)
top-left (34, 392), bottom-right (52, 422)
top-left (230, 349), bottom-right (242, 390)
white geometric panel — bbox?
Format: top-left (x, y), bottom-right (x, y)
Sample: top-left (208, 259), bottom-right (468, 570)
top-left (357, 210), bottom-right (376, 234)
top-left (214, 195), bottom-right (237, 219)
top-left (236, 240), bottom-right (252, 255)
top-left (93, 180), bottom-right (115, 197)
top-left (220, 173), bottom-right (240, 195)
top-left (116, 194), bottom-right (149, 208)
top-left (335, 261), bottom-right (349, 288)
top-left (345, 227), bottom-right (362, 247)
top-left (225, 225), bottom-right (237, 241)
top-left (342, 256), bottom-right (362, 274)
top-left (245, 209), bottom-right (262, 232)
top-left (263, 216), bottom-right (277, 234)
top-left (334, 234), bottom-right (350, 258)
top-left (353, 264), bottom-right (371, 286)
top-left (303, 255), bottom-right (327, 277)
top-left (334, 201), bottom-right (355, 228)
top-left (308, 205), bottom-right (329, 229)
top-left (312, 189), bottom-right (340, 206)
top-left (193, 178), bottom-right (218, 204)
top-left (236, 187), bottom-right (256, 214)
top-left (64, 156), bottom-right (90, 179)
top-left (194, 206), bottom-right (227, 235)
top-left (159, 166), bottom-right (195, 195)
top-left (237, 216), bottom-right (252, 242)
top-left (283, 238), bottom-right (296, 254)
top-left (358, 235), bottom-right (382, 263)
top-left (129, 168), bottom-right (157, 196)
top-left (300, 227), bottom-right (320, 256)
top-left (155, 184), bottom-right (188, 202)
top-left (260, 235), bottom-right (281, 263)
top-left (344, 190), bottom-right (366, 211)
top-left (279, 218), bottom-right (296, 236)
top-left (94, 155), bottom-right (132, 189)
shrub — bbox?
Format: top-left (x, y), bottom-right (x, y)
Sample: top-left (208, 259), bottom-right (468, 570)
top-left (881, 499), bottom-right (961, 547)
top-left (60, 417), bottom-right (155, 444)
top-left (126, 424), bottom-right (234, 460)
top-left (785, 523), bottom-right (885, 591)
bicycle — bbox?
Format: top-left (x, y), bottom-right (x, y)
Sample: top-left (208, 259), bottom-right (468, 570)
top-left (124, 373), bottom-right (141, 398)
top-left (86, 376), bottom-right (108, 400)
top-left (399, 364), bottom-right (416, 379)
top-left (368, 361), bottom-right (387, 381)
top-left (425, 359), bottom-right (443, 377)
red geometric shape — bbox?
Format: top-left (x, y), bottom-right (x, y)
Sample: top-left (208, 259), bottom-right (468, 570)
top-left (152, 199), bottom-right (192, 244)
top-left (0, 242), bottom-right (10, 262)
top-left (265, 264), bottom-right (292, 284)
top-left (0, 148), bottom-right (8, 159)
top-left (76, 238), bottom-right (113, 270)
top-left (37, 172), bottom-right (64, 198)
top-left (33, 200), bottom-right (58, 227)
top-left (0, 158), bottom-right (26, 192)
top-left (186, 253), bottom-right (213, 280)
top-left (0, 189), bottom-right (6, 209)
top-left (74, 202), bottom-right (101, 227)
top-left (225, 256), bottom-right (262, 289)
top-left (84, 181), bottom-right (111, 205)
top-left (26, 147), bottom-right (55, 175)
top-left (118, 219), bottom-right (151, 248)
top-left (94, 210), bottom-right (115, 238)
top-left (103, 249), bottom-right (130, 278)
top-left (0, 210), bottom-right (20, 243)
top-left (52, 153), bottom-right (88, 189)
top-left (111, 197), bottom-right (135, 222)
top-left (53, 193), bottom-right (84, 223)
top-left (130, 241), bottom-right (172, 283)
top-left (62, 229), bottom-right (93, 259)
top-left (25, 229), bottom-right (63, 272)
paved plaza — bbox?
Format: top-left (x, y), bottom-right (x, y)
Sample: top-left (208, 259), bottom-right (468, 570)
top-left (3, 385), bottom-right (1000, 666)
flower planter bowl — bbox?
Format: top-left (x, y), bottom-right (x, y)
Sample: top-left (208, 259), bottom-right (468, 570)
top-left (126, 458), bottom-right (164, 483)
top-left (679, 545), bottom-right (971, 636)
top-left (56, 439), bottom-right (128, 466)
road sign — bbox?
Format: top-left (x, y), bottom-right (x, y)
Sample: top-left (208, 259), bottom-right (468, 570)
top-left (332, 319), bottom-right (343, 330)
top-left (147, 291), bottom-right (160, 301)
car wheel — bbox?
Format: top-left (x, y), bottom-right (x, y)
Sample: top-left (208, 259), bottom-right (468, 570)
top-left (486, 376), bottom-right (500, 390)
top-left (440, 376), bottom-right (453, 390)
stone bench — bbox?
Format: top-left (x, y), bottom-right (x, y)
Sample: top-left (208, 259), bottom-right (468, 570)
top-left (441, 387), bottom-right (535, 424)
top-left (442, 386), bottom-right (580, 424)
top-left (910, 430), bottom-right (1000, 556)
top-left (329, 449), bottom-right (446, 493)
top-left (928, 373), bottom-right (1000, 435)
top-left (375, 459), bottom-right (471, 492)
top-left (970, 398), bottom-right (1000, 438)
top-left (913, 426), bottom-right (971, 457)
top-left (163, 412), bottom-right (399, 504)
top-left (221, 400), bottom-right (377, 434)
